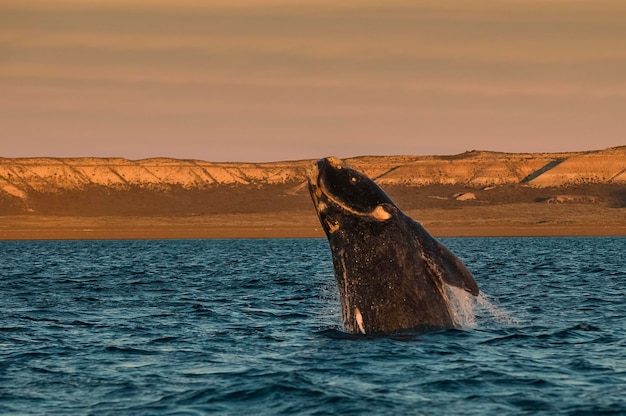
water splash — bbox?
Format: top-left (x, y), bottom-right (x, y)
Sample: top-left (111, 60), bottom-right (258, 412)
top-left (446, 285), bottom-right (477, 328)
top-left (476, 292), bottom-right (520, 325)
top-left (446, 286), bottom-right (519, 328)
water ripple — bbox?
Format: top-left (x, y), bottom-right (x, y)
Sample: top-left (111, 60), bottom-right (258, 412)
top-left (0, 237), bottom-right (625, 414)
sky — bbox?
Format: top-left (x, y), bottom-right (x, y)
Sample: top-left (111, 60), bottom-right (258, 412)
top-left (1, 0), bottom-right (625, 162)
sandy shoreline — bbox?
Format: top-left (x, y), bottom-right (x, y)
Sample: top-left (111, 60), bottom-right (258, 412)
top-left (2, 206), bottom-right (625, 240)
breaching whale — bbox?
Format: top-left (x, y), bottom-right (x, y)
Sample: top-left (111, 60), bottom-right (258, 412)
top-left (308, 157), bottom-right (479, 334)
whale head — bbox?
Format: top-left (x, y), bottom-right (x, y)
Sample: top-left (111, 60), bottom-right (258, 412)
top-left (308, 156), bottom-right (398, 236)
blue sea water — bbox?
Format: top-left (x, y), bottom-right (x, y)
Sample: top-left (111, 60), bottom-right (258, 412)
top-left (1, 237), bottom-right (625, 415)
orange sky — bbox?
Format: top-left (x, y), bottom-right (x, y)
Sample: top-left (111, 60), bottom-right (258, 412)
top-left (1, 0), bottom-right (625, 161)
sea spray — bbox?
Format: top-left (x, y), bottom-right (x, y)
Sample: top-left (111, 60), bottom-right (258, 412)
top-left (476, 292), bottom-right (520, 325)
top-left (446, 285), bottom-right (477, 328)
top-left (446, 286), bottom-right (519, 328)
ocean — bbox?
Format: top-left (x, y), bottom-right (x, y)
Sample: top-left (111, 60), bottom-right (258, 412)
top-left (1, 237), bottom-right (625, 415)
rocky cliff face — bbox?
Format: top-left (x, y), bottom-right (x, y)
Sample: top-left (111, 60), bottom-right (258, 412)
top-left (352, 147), bottom-right (626, 187)
top-left (1, 147), bottom-right (624, 215)
top-left (0, 158), bottom-right (312, 196)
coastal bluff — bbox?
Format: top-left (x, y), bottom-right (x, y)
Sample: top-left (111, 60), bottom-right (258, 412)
top-left (0, 146), bottom-right (626, 200)
top-left (1, 147), bottom-right (625, 239)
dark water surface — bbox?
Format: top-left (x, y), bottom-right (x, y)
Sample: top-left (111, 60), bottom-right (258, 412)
top-left (1, 237), bottom-right (625, 415)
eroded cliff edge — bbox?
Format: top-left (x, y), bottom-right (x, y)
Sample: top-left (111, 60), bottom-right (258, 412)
top-left (1, 146), bottom-right (625, 216)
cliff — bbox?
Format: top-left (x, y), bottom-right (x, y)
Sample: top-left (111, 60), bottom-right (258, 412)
top-left (1, 147), bottom-right (625, 216)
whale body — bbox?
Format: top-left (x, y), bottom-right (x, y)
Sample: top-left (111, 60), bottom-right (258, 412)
top-left (308, 157), bottom-right (479, 334)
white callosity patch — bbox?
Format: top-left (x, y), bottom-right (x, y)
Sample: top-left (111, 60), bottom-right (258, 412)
top-left (324, 218), bottom-right (340, 234)
top-left (326, 157), bottom-right (343, 170)
top-left (354, 307), bottom-right (366, 334)
top-left (371, 205), bottom-right (392, 221)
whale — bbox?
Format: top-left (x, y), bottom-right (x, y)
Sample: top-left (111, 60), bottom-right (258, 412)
top-left (308, 157), bottom-right (479, 334)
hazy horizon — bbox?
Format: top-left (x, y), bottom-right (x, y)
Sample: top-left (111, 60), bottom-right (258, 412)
top-left (2, 0), bottom-right (625, 162)
top-left (0, 145), bottom-right (624, 164)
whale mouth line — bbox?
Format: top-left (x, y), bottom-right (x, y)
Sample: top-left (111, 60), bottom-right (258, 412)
top-left (310, 158), bottom-right (391, 221)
